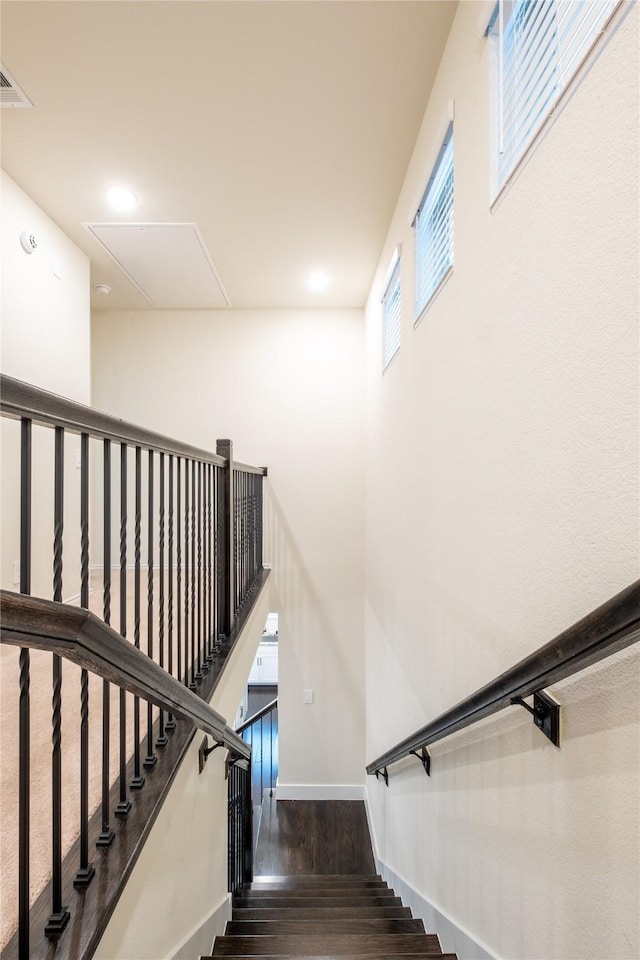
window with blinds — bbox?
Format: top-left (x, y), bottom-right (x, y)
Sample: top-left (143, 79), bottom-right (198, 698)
top-left (493, 0), bottom-right (619, 188)
top-left (382, 254), bottom-right (401, 371)
top-left (414, 125), bottom-right (454, 320)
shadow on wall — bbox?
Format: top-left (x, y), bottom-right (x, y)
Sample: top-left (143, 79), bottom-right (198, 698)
top-left (263, 481), bottom-right (363, 777)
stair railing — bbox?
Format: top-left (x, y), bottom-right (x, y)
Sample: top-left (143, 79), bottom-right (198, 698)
top-left (236, 697), bottom-right (279, 805)
top-left (367, 579), bottom-right (640, 782)
top-left (0, 375), bottom-right (267, 960)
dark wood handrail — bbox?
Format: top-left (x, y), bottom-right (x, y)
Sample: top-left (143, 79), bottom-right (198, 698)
top-left (0, 590), bottom-right (250, 759)
top-left (236, 697), bottom-right (278, 735)
top-left (367, 579), bottom-right (640, 775)
top-left (1, 375), bottom-right (265, 475)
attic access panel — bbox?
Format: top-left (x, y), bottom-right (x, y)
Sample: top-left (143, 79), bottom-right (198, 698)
top-left (84, 222), bottom-right (231, 308)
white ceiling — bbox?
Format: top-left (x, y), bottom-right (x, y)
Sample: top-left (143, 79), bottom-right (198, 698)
top-left (0, 0), bottom-right (457, 311)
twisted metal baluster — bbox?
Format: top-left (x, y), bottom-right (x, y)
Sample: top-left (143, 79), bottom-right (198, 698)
top-left (97, 438), bottom-right (114, 846)
top-left (157, 453), bottom-right (168, 747)
top-left (144, 450), bottom-right (157, 769)
top-left (115, 443), bottom-right (131, 817)
top-left (166, 455), bottom-right (176, 731)
top-left (130, 446), bottom-right (145, 789)
top-left (46, 426), bottom-right (70, 935)
top-left (75, 432), bottom-right (95, 884)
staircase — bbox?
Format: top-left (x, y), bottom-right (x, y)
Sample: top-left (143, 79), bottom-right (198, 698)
top-left (205, 874), bottom-right (458, 958)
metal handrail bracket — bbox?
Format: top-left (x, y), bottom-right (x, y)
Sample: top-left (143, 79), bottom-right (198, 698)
top-left (367, 578), bottom-right (640, 778)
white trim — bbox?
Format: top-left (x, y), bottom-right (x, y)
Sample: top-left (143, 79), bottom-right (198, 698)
top-left (413, 264), bottom-right (454, 329)
top-left (364, 787), bottom-right (500, 960)
top-left (380, 244), bottom-right (402, 302)
top-left (275, 782), bottom-right (365, 801)
top-left (169, 891), bottom-right (231, 960)
top-left (407, 101), bottom-right (456, 227)
top-left (490, 0), bottom-right (633, 208)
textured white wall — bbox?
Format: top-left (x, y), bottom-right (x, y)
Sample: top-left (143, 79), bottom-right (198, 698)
top-left (0, 170), bottom-right (90, 597)
top-left (364, 5), bottom-right (638, 960)
top-left (91, 307), bottom-right (366, 789)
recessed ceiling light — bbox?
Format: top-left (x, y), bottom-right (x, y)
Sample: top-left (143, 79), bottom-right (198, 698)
top-left (308, 271), bottom-right (329, 292)
top-left (106, 185), bottom-right (137, 212)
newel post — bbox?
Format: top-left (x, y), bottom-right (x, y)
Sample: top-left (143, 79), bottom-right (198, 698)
top-left (216, 439), bottom-right (234, 638)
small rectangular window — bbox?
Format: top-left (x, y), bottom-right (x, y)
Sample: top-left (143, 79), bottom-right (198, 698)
top-left (382, 254), bottom-right (401, 370)
top-left (492, 0), bottom-right (619, 189)
top-left (414, 125), bottom-right (454, 320)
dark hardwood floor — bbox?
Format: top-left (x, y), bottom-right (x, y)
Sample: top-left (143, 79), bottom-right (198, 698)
top-left (254, 798), bottom-right (376, 876)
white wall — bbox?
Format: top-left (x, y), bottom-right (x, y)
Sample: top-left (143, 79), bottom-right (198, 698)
top-left (91, 307), bottom-right (366, 791)
top-left (364, 5), bottom-right (639, 960)
top-left (93, 576), bottom-right (271, 960)
top-left (0, 169), bottom-right (90, 596)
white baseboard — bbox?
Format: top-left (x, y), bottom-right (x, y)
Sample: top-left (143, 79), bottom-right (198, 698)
top-left (364, 789), bottom-right (498, 960)
top-left (275, 783), bottom-right (365, 801)
top-left (169, 891), bottom-right (231, 960)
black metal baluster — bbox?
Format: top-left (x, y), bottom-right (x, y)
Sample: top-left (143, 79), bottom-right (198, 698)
top-left (185, 460), bottom-right (193, 688)
top-left (156, 453), bottom-right (168, 747)
top-left (46, 426), bottom-right (70, 937)
top-left (144, 451), bottom-right (157, 769)
top-left (97, 439), bottom-right (114, 846)
top-left (177, 458), bottom-right (183, 686)
top-left (75, 432), bottom-right (95, 885)
top-left (214, 466), bottom-right (220, 650)
top-left (130, 446), bottom-right (145, 789)
top-left (115, 444), bottom-right (131, 818)
top-left (18, 419), bottom-right (31, 960)
top-left (197, 461), bottom-right (204, 675)
top-left (269, 709), bottom-right (274, 797)
top-left (258, 475), bottom-right (262, 575)
top-left (166, 455), bottom-right (176, 731)
top-left (192, 459), bottom-right (200, 682)
top-left (259, 715), bottom-right (264, 803)
top-left (216, 460), bottom-right (227, 648)
top-left (206, 463), bottom-right (213, 664)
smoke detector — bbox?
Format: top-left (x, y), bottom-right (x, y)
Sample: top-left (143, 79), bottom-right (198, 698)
top-left (93, 284), bottom-right (112, 296)
top-left (20, 231), bottom-right (38, 254)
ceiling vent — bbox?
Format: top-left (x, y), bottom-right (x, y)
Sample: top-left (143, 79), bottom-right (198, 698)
top-left (84, 222), bottom-right (231, 308)
top-left (0, 65), bottom-right (33, 108)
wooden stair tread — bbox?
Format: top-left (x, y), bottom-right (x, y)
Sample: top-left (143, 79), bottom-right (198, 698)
top-left (226, 920), bottom-right (425, 935)
top-left (211, 934), bottom-right (442, 956)
top-left (205, 955), bottom-right (457, 960)
top-left (234, 897), bottom-right (403, 910)
top-left (251, 875), bottom-right (382, 883)
top-left (233, 907), bottom-right (412, 921)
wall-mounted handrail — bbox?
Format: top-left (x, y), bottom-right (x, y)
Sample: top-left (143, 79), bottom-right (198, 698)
top-left (0, 590), bottom-right (249, 759)
top-left (367, 578), bottom-right (640, 777)
top-left (0, 375), bottom-right (265, 476)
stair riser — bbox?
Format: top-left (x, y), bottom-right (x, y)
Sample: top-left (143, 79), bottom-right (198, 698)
top-left (227, 919), bottom-right (425, 935)
top-left (233, 907), bottom-right (412, 920)
top-left (245, 881), bottom-right (388, 891)
top-left (236, 887), bottom-right (392, 898)
top-left (250, 875), bottom-right (381, 884)
top-left (234, 896), bottom-right (403, 910)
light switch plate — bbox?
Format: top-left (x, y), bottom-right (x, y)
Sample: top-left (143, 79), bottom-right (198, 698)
top-left (303, 689), bottom-right (314, 704)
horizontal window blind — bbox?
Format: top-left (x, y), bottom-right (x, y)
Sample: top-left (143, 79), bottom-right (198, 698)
top-left (382, 255), bottom-right (401, 370)
top-left (497, 0), bottom-right (618, 186)
top-left (414, 126), bottom-right (454, 319)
